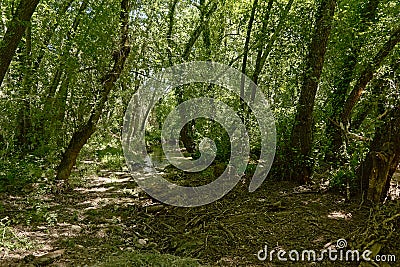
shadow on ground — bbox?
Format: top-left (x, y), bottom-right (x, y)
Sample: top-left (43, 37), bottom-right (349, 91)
top-left (0, 166), bottom-right (399, 266)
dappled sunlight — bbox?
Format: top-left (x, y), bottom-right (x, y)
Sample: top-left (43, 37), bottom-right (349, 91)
top-left (388, 170), bottom-right (400, 200)
top-left (75, 186), bottom-right (115, 193)
top-left (85, 175), bottom-right (133, 187)
top-left (327, 211), bottom-right (352, 220)
top-left (77, 197), bottom-right (140, 211)
top-left (0, 170), bottom-right (147, 264)
top-left (0, 0), bottom-right (399, 264)
top-left (0, 224), bottom-right (77, 261)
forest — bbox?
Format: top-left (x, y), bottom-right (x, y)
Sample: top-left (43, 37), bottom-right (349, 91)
top-left (0, 0), bottom-right (399, 266)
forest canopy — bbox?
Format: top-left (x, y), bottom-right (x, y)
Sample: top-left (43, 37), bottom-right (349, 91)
top-left (1, 0), bottom-right (398, 201)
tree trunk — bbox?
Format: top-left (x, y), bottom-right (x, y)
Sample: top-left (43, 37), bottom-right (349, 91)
top-left (174, 0), bottom-right (217, 153)
top-left (17, 25), bottom-right (33, 150)
top-left (358, 106), bottom-right (400, 203)
top-left (56, 122), bottom-right (97, 182)
top-left (166, 0), bottom-right (178, 66)
top-left (251, 0), bottom-right (293, 103)
top-left (180, 121), bottom-right (196, 154)
top-left (56, 0), bottom-right (132, 182)
top-left (181, 1), bottom-right (218, 62)
top-left (240, 0), bottom-right (258, 101)
top-left (325, 0), bottom-right (380, 162)
top-left (42, 1), bottom-right (87, 127)
top-left (0, 0), bottom-right (40, 87)
top-left (340, 25), bottom-right (400, 125)
top-left (289, 0), bottom-right (336, 183)
top-left (251, 0), bottom-right (273, 88)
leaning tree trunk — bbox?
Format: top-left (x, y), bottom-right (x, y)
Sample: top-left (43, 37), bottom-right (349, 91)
top-left (340, 25), bottom-right (400, 126)
top-left (251, 0), bottom-right (274, 89)
top-left (289, 0), bottom-right (336, 184)
top-left (40, 1), bottom-right (88, 146)
top-left (0, 0), bottom-right (40, 87)
top-left (251, 0), bottom-right (292, 95)
top-left (358, 106), bottom-right (400, 203)
top-left (325, 0), bottom-right (379, 163)
top-left (56, 0), bottom-right (132, 182)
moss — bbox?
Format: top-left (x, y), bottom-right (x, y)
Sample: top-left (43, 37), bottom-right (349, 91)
top-left (97, 251), bottom-right (200, 267)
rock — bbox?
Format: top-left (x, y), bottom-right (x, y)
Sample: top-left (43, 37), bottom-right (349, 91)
top-left (138, 238), bottom-right (148, 245)
top-left (71, 225), bottom-right (82, 233)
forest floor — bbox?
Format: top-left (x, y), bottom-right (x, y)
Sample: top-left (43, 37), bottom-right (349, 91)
top-left (0, 160), bottom-right (399, 266)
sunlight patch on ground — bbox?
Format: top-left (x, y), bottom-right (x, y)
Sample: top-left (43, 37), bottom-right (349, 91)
top-left (327, 211), bottom-right (352, 220)
top-left (0, 226), bottom-right (65, 260)
top-left (77, 196), bottom-right (140, 211)
top-left (83, 175), bottom-right (133, 188)
top-left (389, 170), bottom-right (400, 200)
top-left (75, 187), bottom-right (114, 193)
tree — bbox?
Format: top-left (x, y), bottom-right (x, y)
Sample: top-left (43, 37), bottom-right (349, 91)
top-left (56, 0), bottom-right (132, 183)
top-left (166, 0), bottom-right (218, 153)
top-left (289, 0), bottom-right (336, 183)
top-left (325, 0), bottom-right (380, 162)
top-left (359, 105), bottom-right (400, 202)
top-left (0, 0), bottom-right (40, 87)
top-left (0, 0), bottom-right (398, 203)
top-left (340, 25), bottom-right (400, 125)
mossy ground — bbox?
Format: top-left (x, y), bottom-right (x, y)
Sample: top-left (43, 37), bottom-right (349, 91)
top-left (0, 160), bottom-right (399, 266)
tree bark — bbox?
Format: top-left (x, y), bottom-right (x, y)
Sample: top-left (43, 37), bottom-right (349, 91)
top-left (175, 0), bottom-right (218, 153)
top-left (289, 0), bottom-right (336, 184)
top-left (340, 25), bottom-right (400, 125)
top-left (251, 0), bottom-right (293, 102)
top-left (251, 0), bottom-right (274, 88)
top-left (17, 25), bottom-right (33, 150)
top-left (325, 0), bottom-right (380, 162)
top-left (56, 0), bottom-right (132, 182)
top-left (358, 106), bottom-right (400, 203)
top-left (0, 0), bottom-right (40, 87)
top-left (240, 0), bottom-right (258, 101)
top-left (166, 0), bottom-right (178, 66)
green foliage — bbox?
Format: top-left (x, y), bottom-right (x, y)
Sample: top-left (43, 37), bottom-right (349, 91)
top-left (0, 0), bottom-right (399, 265)
top-left (245, 163), bottom-right (257, 177)
top-left (99, 154), bottom-right (125, 171)
top-left (0, 217), bottom-right (35, 251)
top-left (329, 167), bottom-right (355, 190)
top-left (0, 0), bottom-right (398, 199)
top-left (0, 156), bottom-right (49, 193)
top-left (19, 185), bottom-right (57, 226)
top-left (98, 251), bottom-right (200, 267)
top-left (193, 120), bottom-right (231, 163)
top-left (145, 128), bottom-right (162, 149)
top-left (24, 204), bottom-right (58, 226)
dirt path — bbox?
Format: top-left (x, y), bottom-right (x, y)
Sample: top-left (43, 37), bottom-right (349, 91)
top-left (0, 168), bottom-right (399, 266)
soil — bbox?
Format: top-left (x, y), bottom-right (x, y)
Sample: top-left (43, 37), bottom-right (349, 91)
top-left (0, 166), bottom-right (399, 266)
